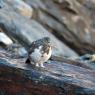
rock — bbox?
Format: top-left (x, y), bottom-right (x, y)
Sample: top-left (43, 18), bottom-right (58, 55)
top-left (23, 0), bottom-right (46, 9)
top-left (0, 32), bottom-right (13, 46)
top-left (0, 1), bottom-right (78, 57)
top-left (0, 0), bottom-right (4, 8)
top-left (6, 44), bottom-right (28, 58)
top-left (6, 0), bottom-right (33, 18)
top-left (24, 0), bottom-right (95, 55)
top-left (72, 54), bottom-right (95, 70)
top-left (90, 54), bottom-right (95, 62)
top-left (17, 47), bottom-right (27, 57)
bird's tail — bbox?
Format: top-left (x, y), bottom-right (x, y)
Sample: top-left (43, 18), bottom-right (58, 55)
top-left (25, 58), bottom-right (31, 64)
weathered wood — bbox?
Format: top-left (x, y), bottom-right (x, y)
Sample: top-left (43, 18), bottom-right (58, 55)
top-left (0, 50), bottom-right (95, 95)
top-left (0, 60), bottom-right (95, 95)
top-left (50, 55), bottom-right (94, 70)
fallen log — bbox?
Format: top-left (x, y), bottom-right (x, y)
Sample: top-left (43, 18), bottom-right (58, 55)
top-left (0, 55), bottom-right (95, 95)
top-left (50, 55), bottom-right (93, 70)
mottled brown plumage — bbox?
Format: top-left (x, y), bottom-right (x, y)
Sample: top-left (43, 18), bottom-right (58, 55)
top-left (26, 37), bottom-right (52, 67)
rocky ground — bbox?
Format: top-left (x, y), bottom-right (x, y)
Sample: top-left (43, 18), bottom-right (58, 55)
top-left (0, 0), bottom-right (95, 95)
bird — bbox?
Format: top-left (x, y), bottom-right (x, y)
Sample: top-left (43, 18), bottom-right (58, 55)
top-left (25, 37), bottom-right (52, 67)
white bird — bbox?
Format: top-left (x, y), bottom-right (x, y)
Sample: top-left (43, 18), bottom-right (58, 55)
top-left (26, 37), bottom-right (52, 67)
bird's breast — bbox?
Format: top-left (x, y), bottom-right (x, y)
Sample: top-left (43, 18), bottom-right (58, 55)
top-left (41, 47), bottom-right (52, 62)
top-left (29, 46), bottom-right (52, 63)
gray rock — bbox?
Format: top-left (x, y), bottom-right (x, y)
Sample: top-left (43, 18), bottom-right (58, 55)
top-left (0, 32), bottom-right (13, 45)
top-left (5, 0), bottom-right (33, 18)
top-left (24, 0), bottom-right (95, 55)
top-left (0, 1), bottom-right (78, 57)
top-left (18, 47), bottom-right (28, 57)
top-left (0, 0), bottom-right (4, 8)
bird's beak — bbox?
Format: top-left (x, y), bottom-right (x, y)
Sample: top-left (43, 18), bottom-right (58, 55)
top-left (50, 44), bottom-right (57, 48)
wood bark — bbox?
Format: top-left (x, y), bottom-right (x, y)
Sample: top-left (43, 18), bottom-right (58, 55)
top-left (0, 51), bottom-right (95, 95)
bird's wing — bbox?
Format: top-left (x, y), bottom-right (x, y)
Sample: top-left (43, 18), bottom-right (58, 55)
top-left (28, 41), bottom-right (41, 54)
top-left (28, 42), bottom-right (36, 54)
top-left (41, 45), bottom-right (50, 55)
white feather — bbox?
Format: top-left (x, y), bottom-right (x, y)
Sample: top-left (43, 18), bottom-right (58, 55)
top-left (30, 46), bottom-right (42, 63)
top-left (30, 46), bottom-right (52, 64)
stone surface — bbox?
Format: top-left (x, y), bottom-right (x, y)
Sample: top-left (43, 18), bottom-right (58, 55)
top-left (6, 0), bottom-right (33, 18)
top-left (0, 0), bottom-right (78, 57)
top-left (0, 32), bottom-right (13, 45)
top-left (24, 0), bottom-right (95, 55)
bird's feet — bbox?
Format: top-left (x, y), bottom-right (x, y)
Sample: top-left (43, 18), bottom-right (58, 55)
top-left (40, 63), bottom-right (45, 68)
top-left (35, 63), bottom-right (45, 68)
top-left (35, 63), bottom-right (39, 67)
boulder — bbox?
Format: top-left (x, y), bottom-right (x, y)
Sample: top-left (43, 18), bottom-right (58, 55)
top-left (24, 0), bottom-right (95, 55)
top-left (5, 0), bottom-right (33, 18)
top-left (0, 32), bottom-right (13, 46)
top-left (0, 0), bottom-right (78, 57)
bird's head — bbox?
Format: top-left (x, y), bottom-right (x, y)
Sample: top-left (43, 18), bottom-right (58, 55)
top-left (43, 37), bottom-right (56, 48)
top-left (43, 37), bottom-right (51, 44)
